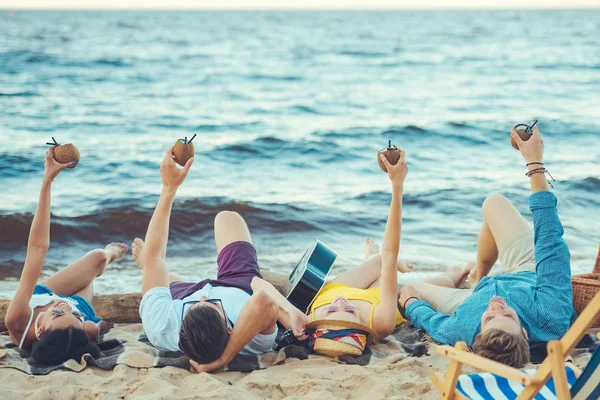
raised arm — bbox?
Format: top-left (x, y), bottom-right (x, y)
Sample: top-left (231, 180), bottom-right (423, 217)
top-left (5, 149), bottom-right (73, 335)
top-left (141, 148), bottom-right (193, 295)
top-left (372, 151), bottom-right (408, 338)
top-left (512, 126), bottom-right (571, 301)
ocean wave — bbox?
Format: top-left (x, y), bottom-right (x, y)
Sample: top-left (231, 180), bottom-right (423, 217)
top-left (0, 91), bottom-right (39, 97)
top-left (338, 50), bottom-right (389, 58)
top-left (246, 74), bottom-right (303, 82)
top-left (315, 125), bottom-right (488, 146)
top-left (0, 198), bottom-right (322, 246)
top-left (566, 177), bottom-right (600, 191)
top-left (213, 136), bottom-right (342, 160)
top-left (288, 105), bottom-right (326, 115)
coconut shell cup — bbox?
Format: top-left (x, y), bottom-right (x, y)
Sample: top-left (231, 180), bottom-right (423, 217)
top-left (173, 139), bottom-right (195, 167)
top-left (53, 144), bottom-right (80, 165)
top-left (377, 149), bottom-right (402, 173)
top-left (511, 127), bottom-right (532, 150)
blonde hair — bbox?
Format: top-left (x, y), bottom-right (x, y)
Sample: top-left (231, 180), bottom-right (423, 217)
top-left (472, 329), bottom-right (530, 368)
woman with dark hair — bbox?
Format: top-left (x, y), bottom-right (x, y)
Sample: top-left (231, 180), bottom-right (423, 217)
top-left (4, 148), bottom-right (128, 365)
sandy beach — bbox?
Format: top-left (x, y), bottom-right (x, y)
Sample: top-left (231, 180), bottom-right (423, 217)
top-left (0, 328), bottom-right (594, 400)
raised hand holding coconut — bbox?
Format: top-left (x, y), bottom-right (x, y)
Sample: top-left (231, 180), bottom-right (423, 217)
top-left (44, 147), bottom-right (76, 183)
top-left (46, 137), bottom-right (80, 165)
top-left (161, 146), bottom-right (194, 189)
top-left (172, 134), bottom-right (195, 167)
top-left (379, 147), bottom-right (408, 189)
top-left (377, 140), bottom-right (402, 173)
top-left (510, 124), bottom-right (544, 165)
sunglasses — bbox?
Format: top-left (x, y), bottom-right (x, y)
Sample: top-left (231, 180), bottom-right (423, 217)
top-left (514, 119), bottom-right (538, 135)
top-left (49, 308), bottom-right (85, 323)
top-left (182, 299), bottom-right (234, 329)
top-left (322, 297), bottom-right (359, 315)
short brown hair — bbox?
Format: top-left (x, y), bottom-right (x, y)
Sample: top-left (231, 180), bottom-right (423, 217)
top-left (472, 329), bottom-right (530, 368)
top-left (179, 306), bottom-right (229, 364)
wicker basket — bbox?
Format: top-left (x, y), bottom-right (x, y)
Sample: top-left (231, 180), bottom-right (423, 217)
top-left (571, 245), bottom-right (600, 328)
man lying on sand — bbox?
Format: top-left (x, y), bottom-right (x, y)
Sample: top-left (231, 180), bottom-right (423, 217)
top-left (399, 126), bottom-right (575, 368)
top-left (136, 148), bottom-right (310, 373)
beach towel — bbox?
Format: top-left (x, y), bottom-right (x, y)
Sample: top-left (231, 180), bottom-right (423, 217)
top-left (0, 322), bottom-right (428, 375)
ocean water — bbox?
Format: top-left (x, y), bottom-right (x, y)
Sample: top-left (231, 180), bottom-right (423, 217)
top-left (0, 10), bottom-right (599, 298)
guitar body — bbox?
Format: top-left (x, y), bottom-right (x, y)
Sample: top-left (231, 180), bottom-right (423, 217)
top-left (286, 240), bottom-right (337, 313)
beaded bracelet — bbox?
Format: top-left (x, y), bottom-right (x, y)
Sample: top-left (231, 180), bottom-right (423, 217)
top-left (526, 168), bottom-right (546, 177)
top-left (526, 168), bottom-right (556, 188)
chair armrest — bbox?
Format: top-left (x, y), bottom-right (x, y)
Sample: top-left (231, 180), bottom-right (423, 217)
top-left (436, 345), bottom-right (539, 386)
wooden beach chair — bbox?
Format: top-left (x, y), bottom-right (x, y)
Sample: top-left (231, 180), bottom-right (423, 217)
top-left (431, 290), bottom-right (600, 400)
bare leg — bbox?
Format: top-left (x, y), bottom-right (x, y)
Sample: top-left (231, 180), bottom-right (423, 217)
top-left (334, 238), bottom-right (414, 289)
top-left (132, 238), bottom-right (183, 283)
top-left (42, 243), bottom-right (128, 299)
top-left (214, 211), bottom-right (252, 254)
top-left (420, 262), bottom-right (474, 288)
top-left (474, 194), bottom-right (531, 279)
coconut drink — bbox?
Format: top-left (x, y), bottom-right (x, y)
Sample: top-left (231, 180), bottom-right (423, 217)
top-left (377, 140), bottom-right (402, 173)
top-left (173, 134), bottom-right (196, 167)
top-left (511, 120), bottom-right (537, 150)
top-left (46, 137), bottom-right (80, 165)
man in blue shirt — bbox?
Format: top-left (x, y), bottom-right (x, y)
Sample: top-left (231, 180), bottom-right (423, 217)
top-left (399, 125), bottom-right (575, 368)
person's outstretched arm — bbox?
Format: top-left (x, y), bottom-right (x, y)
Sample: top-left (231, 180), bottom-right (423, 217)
top-left (372, 151), bottom-right (408, 339)
top-left (142, 148), bottom-right (193, 295)
top-left (512, 125), bottom-right (572, 330)
top-left (5, 149), bottom-right (74, 338)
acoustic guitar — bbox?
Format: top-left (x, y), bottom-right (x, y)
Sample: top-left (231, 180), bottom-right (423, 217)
top-left (285, 240), bottom-right (337, 313)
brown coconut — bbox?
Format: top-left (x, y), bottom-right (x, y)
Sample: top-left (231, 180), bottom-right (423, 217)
top-left (53, 144), bottom-right (80, 164)
top-left (511, 126), bottom-right (532, 150)
top-left (377, 148), bottom-right (402, 173)
top-left (173, 139), bottom-right (194, 167)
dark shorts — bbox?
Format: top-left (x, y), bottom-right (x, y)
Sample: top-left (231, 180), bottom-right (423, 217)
top-left (169, 241), bottom-right (262, 300)
top-left (33, 284), bottom-right (101, 323)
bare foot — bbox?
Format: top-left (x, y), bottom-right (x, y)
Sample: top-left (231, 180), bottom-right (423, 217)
top-left (132, 238), bottom-right (145, 269)
top-left (397, 260), bottom-right (414, 273)
top-left (105, 242), bottom-right (129, 264)
top-left (363, 237), bottom-right (380, 260)
top-left (447, 261), bottom-right (475, 286)
top-left (98, 242), bottom-right (128, 276)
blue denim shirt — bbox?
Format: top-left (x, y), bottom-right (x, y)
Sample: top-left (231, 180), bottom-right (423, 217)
top-left (406, 191), bottom-right (575, 346)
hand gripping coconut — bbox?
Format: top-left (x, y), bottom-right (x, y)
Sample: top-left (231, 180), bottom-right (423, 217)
top-left (377, 140), bottom-right (402, 173)
top-left (172, 134), bottom-right (196, 167)
top-left (511, 120), bottom-right (537, 150)
top-left (46, 137), bottom-right (80, 165)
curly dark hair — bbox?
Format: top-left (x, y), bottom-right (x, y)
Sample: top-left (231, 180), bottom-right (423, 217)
top-left (31, 327), bottom-right (101, 366)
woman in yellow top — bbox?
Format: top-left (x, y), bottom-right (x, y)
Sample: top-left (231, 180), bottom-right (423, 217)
top-left (302, 150), bottom-right (409, 356)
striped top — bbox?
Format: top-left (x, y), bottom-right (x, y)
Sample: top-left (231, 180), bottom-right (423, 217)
top-left (406, 191), bottom-right (576, 346)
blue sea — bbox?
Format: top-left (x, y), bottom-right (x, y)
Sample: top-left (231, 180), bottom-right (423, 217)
top-left (0, 10), bottom-right (599, 297)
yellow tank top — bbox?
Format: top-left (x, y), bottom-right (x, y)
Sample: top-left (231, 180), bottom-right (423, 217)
top-left (309, 282), bottom-right (406, 328)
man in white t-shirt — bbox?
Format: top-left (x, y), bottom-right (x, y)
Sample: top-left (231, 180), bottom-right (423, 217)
top-left (137, 149), bottom-right (309, 373)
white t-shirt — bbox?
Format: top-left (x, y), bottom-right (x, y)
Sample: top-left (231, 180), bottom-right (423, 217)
top-left (139, 284), bottom-right (277, 355)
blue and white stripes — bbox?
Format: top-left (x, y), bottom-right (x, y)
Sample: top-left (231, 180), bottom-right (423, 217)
top-left (456, 367), bottom-right (578, 400)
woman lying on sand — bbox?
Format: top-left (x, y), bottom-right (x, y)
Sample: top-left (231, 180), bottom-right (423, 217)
top-left (279, 151), bottom-right (409, 357)
top-left (4, 148), bottom-right (128, 365)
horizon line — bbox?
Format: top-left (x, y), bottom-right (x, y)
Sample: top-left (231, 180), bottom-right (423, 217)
top-left (3, 6), bottom-right (600, 10)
